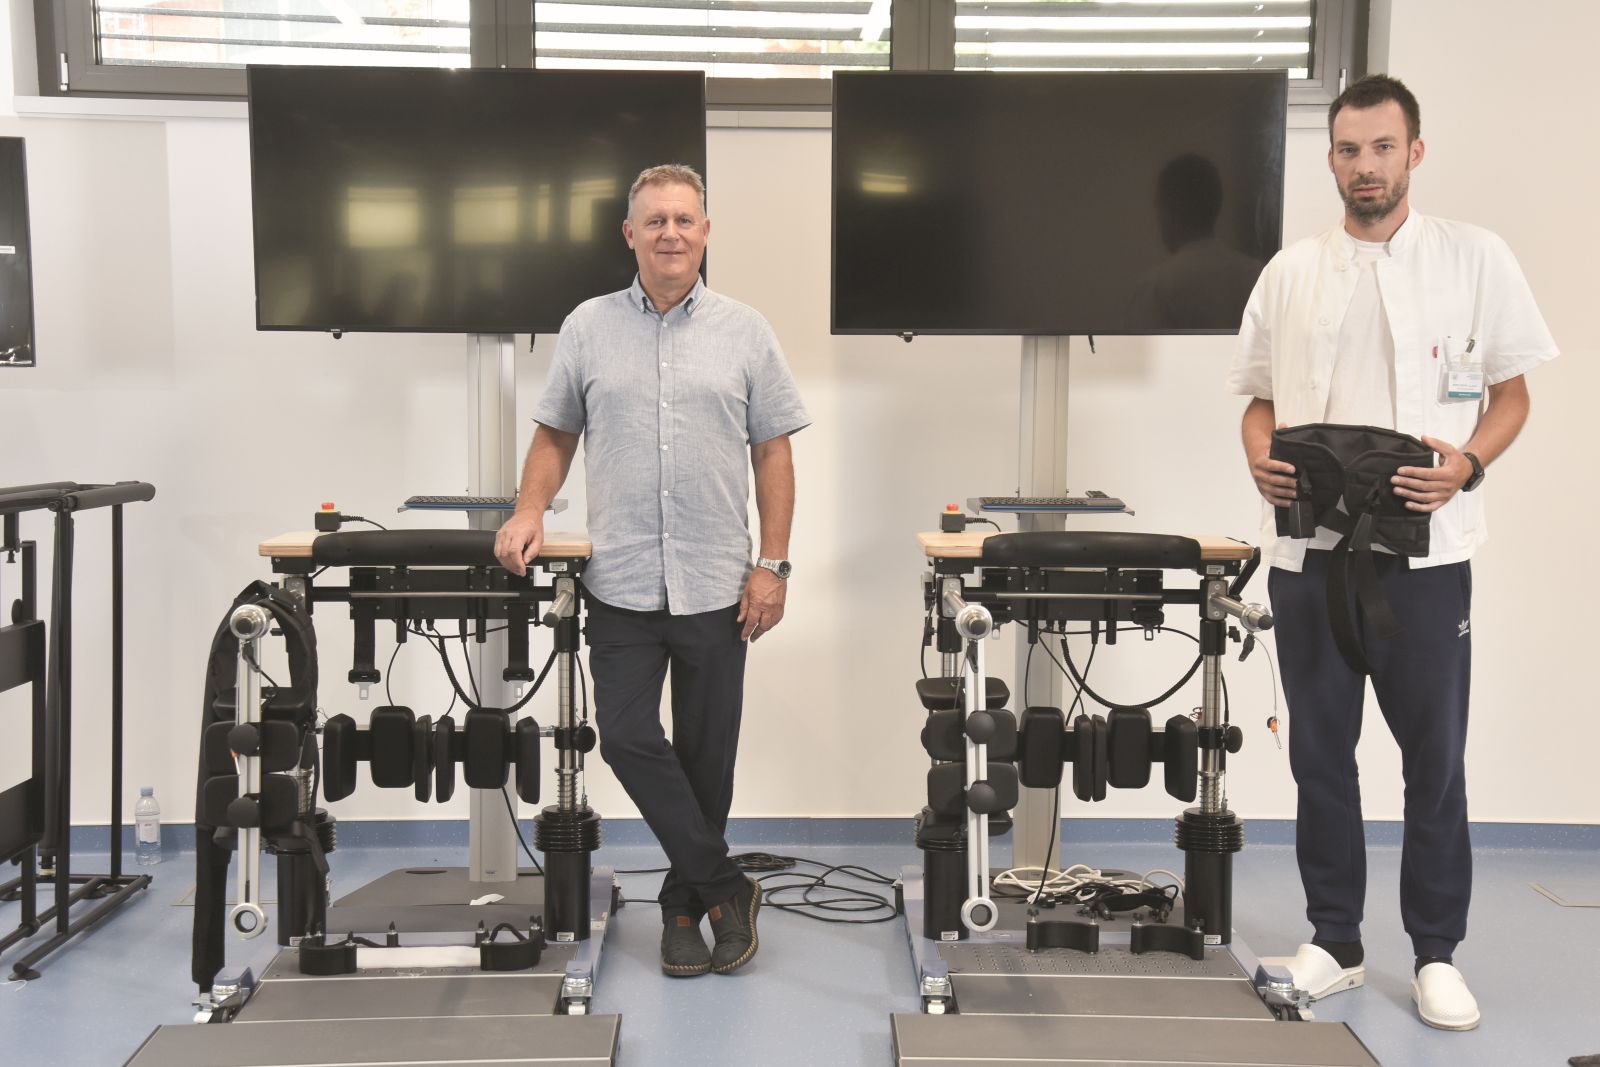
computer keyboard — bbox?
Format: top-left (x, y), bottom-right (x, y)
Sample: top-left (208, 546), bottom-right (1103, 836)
top-left (976, 495), bottom-right (1127, 511)
top-left (400, 496), bottom-right (568, 513)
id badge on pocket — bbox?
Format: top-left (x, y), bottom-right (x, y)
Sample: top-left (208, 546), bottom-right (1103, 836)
top-left (1437, 336), bottom-right (1484, 403)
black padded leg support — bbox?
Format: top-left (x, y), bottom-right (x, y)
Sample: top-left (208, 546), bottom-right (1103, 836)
top-left (1130, 921), bottom-right (1205, 961)
top-left (192, 581), bottom-right (319, 993)
top-left (1026, 918), bottom-right (1100, 954)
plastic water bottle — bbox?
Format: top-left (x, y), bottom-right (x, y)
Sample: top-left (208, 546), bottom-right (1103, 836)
top-left (134, 786), bottom-right (161, 866)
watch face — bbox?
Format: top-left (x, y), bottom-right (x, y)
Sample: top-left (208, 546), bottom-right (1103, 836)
top-left (776, 560), bottom-right (792, 579)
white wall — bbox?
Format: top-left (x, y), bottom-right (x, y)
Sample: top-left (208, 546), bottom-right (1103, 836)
top-left (1, 0), bottom-right (1595, 828)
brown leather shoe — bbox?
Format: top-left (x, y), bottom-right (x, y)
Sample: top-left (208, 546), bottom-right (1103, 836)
top-left (707, 878), bottom-right (763, 974)
top-left (661, 913), bottom-right (711, 976)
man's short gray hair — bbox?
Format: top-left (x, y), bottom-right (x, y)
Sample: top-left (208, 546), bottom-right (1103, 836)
top-left (627, 164), bottom-right (707, 218)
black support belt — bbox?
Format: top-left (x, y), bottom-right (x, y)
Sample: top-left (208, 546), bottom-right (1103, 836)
top-left (1270, 424), bottom-right (1433, 673)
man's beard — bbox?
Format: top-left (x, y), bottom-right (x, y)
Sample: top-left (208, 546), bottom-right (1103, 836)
top-left (1342, 170), bottom-right (1409, 223)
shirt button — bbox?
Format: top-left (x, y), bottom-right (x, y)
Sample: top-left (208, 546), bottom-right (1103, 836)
top-left (1318, 316), bottom-right (1330, 326)
top-left (1336, 263), bottom-right (1348, 272)
top-left (661, 444), bottom-right (669, 451)
top-left (660, 361), bottom-right (670, 368)
top-left (662, 532), bottom-right (670, 540)
top-left (662, 490), bottom-right (670, 496)
top-left (661, 401), bottom-right (668, 408)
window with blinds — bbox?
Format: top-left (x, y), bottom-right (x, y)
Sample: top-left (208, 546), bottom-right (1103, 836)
top-left (954, 0), bottom-right (1314, 77)
top-left (94, 0), bottom-right (472, 70)
top-left (532, 0), bottom-right (893, 78)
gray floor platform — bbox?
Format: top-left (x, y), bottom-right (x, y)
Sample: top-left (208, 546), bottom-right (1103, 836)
top-left (5, 835), bottom-right (1599, 1067)
top-left (951, 973), bottom-right (1275, 1020)
top-left (891, 1013), bottom-right (1381, 1066)
top-left (238, 972), bottom-right (568, 1021)
top-left (126, 1015), bottom-right (621, 1066)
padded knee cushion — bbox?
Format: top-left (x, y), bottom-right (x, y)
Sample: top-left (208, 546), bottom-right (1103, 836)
top-left (914, 676), bottom-right (1011, 712)
top-left (204, 722), bottom-right (239, 776)
top-left (205, 774), bottom-right (299, 831)
top-left (1018, 706), bottom-right (1066, 789)
top-left (921, 708), bottom-right (1018, 762)
top-left (515, 717), bottom-right (541, 805)
top-left (1163, 714), bottom-right (1198, 803)
top-left (1107, 707), bottom-right (1153, 790)
top-left (412, 714), bottom-right (433, 803)
top-left (464, 708), bottom-right (511, 790)
top-left (322, 714), bottom-right (359, 802)
top-left (433, 715), bottom-right (457, 803)
top-left (369, 705), bottom-right (417, 789)
top-left (1071, 714), bottom-right (1109, 803)
top-left (968, 764), bottom-right (1018, 814)
top-left (260, 774), bottom-right (300, 831)
top-left (927, 761), bottom-right (1020, 816)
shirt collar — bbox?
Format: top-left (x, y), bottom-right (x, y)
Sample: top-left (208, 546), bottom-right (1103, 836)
top-left (629, 274), bottom-right (707, 318)
top-left (1332, 207), bottom-right (1422, 261)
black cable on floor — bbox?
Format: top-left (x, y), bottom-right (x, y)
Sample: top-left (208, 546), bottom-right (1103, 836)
top-left (613, 852), bottom-right (902, 925)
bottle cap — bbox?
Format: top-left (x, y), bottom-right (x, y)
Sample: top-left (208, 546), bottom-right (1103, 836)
top-left (139, 786), bottom-right (154, 796)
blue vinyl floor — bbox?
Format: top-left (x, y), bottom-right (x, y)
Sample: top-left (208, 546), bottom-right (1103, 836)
top-left (2, 821), bottom-right (1598, 1066)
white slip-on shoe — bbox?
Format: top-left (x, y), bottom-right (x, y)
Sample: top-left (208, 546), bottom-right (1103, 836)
top-left (1412, 962), bottom-right (1480, 1031)
top-left (1258, 943), bottom-right (1365, 1000)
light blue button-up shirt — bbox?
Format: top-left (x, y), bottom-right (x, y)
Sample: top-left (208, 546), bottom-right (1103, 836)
top-left (532, 277), bottom-right (810, 615)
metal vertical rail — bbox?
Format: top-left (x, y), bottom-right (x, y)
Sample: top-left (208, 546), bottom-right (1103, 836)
top-left (109, 505), bottom-right (123, 879)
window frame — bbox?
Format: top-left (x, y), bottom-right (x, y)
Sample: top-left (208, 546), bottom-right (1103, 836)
top-left (30, 0), bottom-right (1365, 110)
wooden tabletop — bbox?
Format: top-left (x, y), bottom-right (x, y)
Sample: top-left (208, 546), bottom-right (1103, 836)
top-left (260, 530), bottom-right (594, 560)
top-left (917, 530), bottom-right (1253, 562)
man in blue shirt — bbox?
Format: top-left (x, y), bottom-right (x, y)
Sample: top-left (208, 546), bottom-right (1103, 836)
top-left (495, 164), bottom-right (810, 977)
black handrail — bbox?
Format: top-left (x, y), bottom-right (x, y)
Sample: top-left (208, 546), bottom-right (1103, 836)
top-left (0, 481), bottom-right (156, 516)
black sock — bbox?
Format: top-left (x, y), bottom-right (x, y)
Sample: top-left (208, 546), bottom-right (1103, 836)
top-left (1311, 937), bottom-right (1364, 968)
top-left (1415, 954), bottom-right (1453, 975)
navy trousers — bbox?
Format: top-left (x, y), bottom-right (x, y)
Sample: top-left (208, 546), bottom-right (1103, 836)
top-left (1268, 550), bottom-right (1473, 958)
top-left (584, 596), bottom-right (749, 917)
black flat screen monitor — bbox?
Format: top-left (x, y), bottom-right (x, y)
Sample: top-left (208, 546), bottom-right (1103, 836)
top-left (247, 67), bottom-right (707, 334)
top-left (0, 138), bottom-right (35, 367)
top-left (832, 71), bottom-right (1287, 336)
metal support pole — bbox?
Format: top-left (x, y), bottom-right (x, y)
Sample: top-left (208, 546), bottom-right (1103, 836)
top-left (109, 506), bottom-right (123, 879)
top-left (554, 578), bottom-right (577, 813)
top-left (1012, 335), bottom-right (1071, 875)
top-left (1199, 653), bottom-right (1224, 813)
top-left (227, 605), bottom-right (270, 940)
top-left (466, 333), bottom-right (520, 884)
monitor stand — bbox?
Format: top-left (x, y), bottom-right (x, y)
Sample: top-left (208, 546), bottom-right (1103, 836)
top-left (1011, 335), bottom-right (1070, 874)
top-left (465, 332), bottom-right (520, 884)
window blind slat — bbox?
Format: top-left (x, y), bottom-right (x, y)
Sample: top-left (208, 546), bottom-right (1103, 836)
top-left (537, 45), bottom-right (884, 63)
top-left (539, 22), bottom-right (866, 39)
top-left (533, 0), bottom-right (890, 77)
top-left (100, 33), bottom-right (467, 54)
top-left (953, 0), bottom-right (1314, 75)
top-left (545, 0), bottom-right (875, 13)
top-left (96, 7), bottom-right (468, 30)
top-left (956, 1), bottom-right (1311, 16)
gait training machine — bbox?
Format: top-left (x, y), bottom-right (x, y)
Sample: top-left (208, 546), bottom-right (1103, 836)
top-left (127, 522), bottom-right (623, 1067)
top-left (892, 527), bottom-right (1382, 1067)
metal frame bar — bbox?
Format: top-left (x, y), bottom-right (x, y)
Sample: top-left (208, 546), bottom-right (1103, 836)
top-left (0, 482), bottom-right (156, 980)
top-left (34, 0), bottom-right (1361, 107)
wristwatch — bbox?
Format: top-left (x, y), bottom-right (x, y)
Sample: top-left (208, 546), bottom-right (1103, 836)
top-left (756, 557), bottom-right (792, 580)
top-left (1462, 451), bottom-right (1485, 492)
